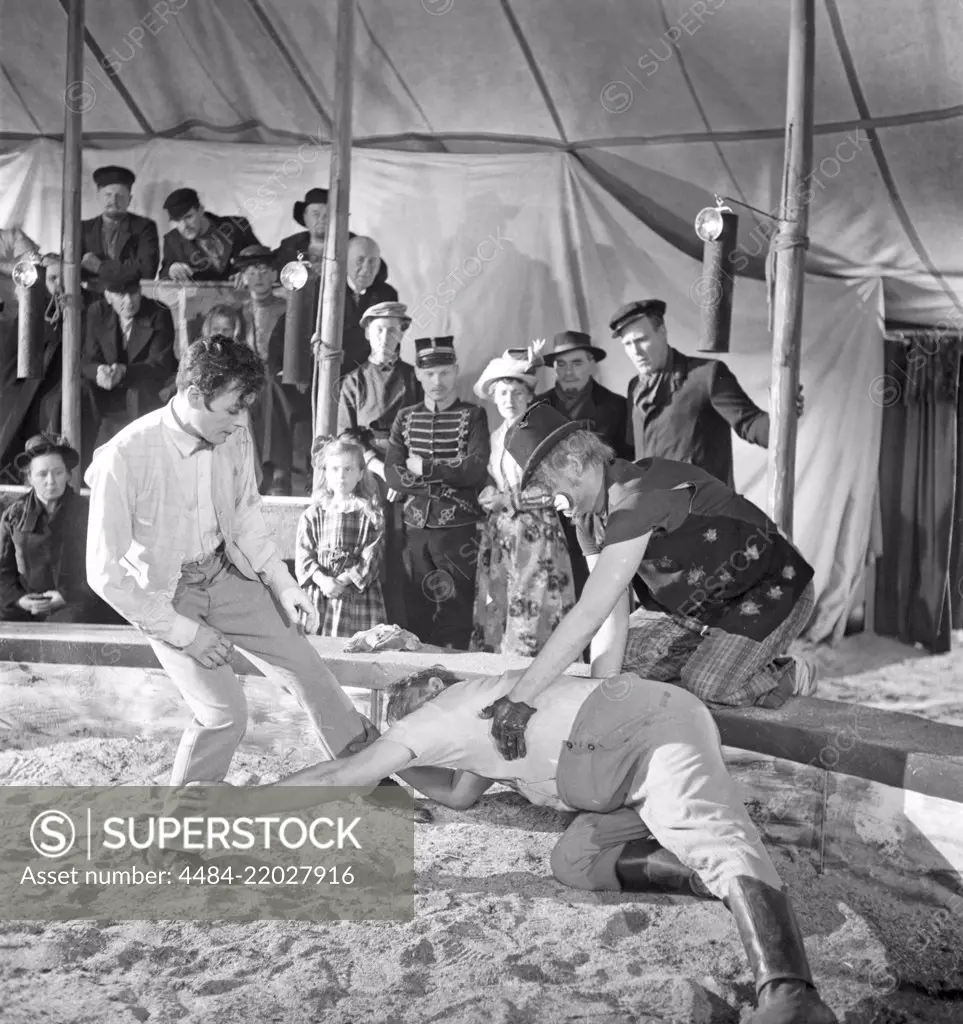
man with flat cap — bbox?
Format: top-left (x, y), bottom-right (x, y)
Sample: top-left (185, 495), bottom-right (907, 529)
top-left (614, 299), bottom-right (804, 489)
top-left (385, 336), bottom-right (489, 648)
top-left (160, 188), bottom-right (262, 283)
top-left (536, 330), bottom-right (630, 598)
top-left (338, 301), bottom-right (423, 627)
top-left (82, 264), bottom-right (176, 447)
top-left (81, 166), bottom-right (160, 293)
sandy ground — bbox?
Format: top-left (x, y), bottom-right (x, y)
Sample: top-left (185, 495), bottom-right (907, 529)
top-left (1, 630), bottom-right (962, 1024)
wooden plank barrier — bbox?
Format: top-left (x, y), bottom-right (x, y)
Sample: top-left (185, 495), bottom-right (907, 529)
top-left (1, 622), bottom-right (961, 806)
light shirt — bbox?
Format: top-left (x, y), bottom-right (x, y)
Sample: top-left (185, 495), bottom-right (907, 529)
top-left (119, 316), bottom-right (135, 343)
top-left (383, 674), bottom-right (601, 810)
top-left (487, 421), bottom-right (523, 492)
top-left (165, 404), bottom-right (223, 562)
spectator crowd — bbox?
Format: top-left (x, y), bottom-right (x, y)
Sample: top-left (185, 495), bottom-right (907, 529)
top-left (1, 164), bottom-right (806, 690)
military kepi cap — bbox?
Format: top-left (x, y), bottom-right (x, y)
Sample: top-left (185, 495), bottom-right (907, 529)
top-left (163, 188), bottom-right (201, 220)
top-left (609, 299), bottom-right (667, 336)
top-left (93, 165), bottom-right (135, 189)
top-left (414, 336), bottom-right (456, 368)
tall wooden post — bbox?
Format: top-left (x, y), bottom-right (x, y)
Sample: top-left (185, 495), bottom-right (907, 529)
top-left (61, 0), bottom-right (86, 485)
top-left (766, 0), bottom-right (815, 535)
top-left (313, 0), bottom-right (355, 440)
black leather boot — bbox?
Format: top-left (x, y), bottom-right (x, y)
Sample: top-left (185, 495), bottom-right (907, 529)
top-left (726, 876), bottom-right (838, 1023)
top-left (614, 838), bottom-right (716, 899)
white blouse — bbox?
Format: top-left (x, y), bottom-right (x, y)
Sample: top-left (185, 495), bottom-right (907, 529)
top-left (488, 421), bottom-right (523, 493)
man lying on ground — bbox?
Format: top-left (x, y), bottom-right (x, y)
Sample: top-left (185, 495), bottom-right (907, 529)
top-left (273, 665), bottom-right (837, 1024)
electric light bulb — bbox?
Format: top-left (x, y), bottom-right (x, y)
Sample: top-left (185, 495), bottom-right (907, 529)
top-left (12, 259), bottom-right (38, 289)
top-left (694, 207), bottom-right (725, 243)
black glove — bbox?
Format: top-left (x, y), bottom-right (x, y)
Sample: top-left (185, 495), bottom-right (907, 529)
top-left (479, 696), bottom-right (537, 761)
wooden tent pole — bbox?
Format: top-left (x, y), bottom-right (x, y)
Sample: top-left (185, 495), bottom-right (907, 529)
top-left (61, 0), bottom-right (85, 485)
top-left (313, 0), bottom-right (355, 441)
top-left (766, 0), bottom-right (815, 536)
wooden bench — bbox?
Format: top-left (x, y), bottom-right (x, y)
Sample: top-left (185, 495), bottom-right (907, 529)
top-left (2, 622), bottom-right (961, 806)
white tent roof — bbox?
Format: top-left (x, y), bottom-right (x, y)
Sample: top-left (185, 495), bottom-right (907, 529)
top-left (2, 0), bottom-right (962, 325)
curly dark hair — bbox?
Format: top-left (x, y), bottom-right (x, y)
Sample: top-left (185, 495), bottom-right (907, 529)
top-left (175, 334), bottom-right (266, 406)
top-left (385, 665), bottom-right (463, 724)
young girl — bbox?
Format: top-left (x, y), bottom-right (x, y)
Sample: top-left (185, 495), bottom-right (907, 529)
top-left (295, 436), bottom-right (387, 637)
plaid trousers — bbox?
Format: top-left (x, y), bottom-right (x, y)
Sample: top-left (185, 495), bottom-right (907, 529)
top-left (621, 581), bottom-right (815, 706)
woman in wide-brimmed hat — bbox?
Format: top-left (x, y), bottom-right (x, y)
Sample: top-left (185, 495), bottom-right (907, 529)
top-left (468, 342), bottom-right (575, 657)
top-left (0, 435), bottom-right (109, 622)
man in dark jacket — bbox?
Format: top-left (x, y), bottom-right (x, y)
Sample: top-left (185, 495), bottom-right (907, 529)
top-left (274, 187), bottom-right (389, 289)
top-left (81, 166), bottom-right (160, 293)
top-left (160, 188), bottom-right (262, 282)
top-left (615, 299), bottom-right (804, 489)
top-left (82, 265), bottom-right (176, 447)
top-left (536, 330), bottom-right (630, 597)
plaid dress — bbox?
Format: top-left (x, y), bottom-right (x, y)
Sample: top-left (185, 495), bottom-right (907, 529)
top-left (295, 496), bottom-right (386, 638)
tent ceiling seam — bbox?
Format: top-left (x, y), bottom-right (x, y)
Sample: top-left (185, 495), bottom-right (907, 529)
top-left (54, 0), bottom-right (154, 135)
top-left (498, 0), bottom-right (567, 143)
top-left (654, 0), bottom-right (764, 238)
top-left (244, 0), bottom-right (333, 136)
top-left (355, 3), bottom-right (441, 142)
top-left (823, 0), bottom-right (963, 320)
top-left (0, 65), bottom-right (44, 135)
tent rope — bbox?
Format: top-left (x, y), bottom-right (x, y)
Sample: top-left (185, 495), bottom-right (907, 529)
top-left (765, 223), bottom-right (810, 333)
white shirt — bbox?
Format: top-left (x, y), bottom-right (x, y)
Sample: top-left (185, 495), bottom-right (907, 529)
top-left (383, 674), bottom-right (601, 810)
top-left (165, 408), bottom-right (223, 562)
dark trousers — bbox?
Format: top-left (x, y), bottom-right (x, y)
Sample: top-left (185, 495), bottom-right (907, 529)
top-left (382, 499), bottom-right (410, 630)
top-left (406, 523), bottom-right (479, 649)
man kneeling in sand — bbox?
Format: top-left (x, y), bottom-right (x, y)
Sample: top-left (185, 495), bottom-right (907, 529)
top-left (274, 666), bottom-right (836, 1024)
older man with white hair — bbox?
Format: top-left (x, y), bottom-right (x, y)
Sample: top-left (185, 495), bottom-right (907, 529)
top-left (339, 235), bottom-right (400, 376)
top-left (337, 300), bottom-right (422, 626)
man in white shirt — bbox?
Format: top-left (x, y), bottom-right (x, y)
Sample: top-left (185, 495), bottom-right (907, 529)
top-left (272, 667), bottom-right (837, 1024)
top-left (85, 335), bottom-right (371, 786)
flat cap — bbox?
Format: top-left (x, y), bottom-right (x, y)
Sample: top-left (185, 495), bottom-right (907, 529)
top-left (163, 187), bottom-right (201, 220)
top-left (609, 299), bottom-right (667, 336)
top-left (93, 165), bottom-right (135, 189)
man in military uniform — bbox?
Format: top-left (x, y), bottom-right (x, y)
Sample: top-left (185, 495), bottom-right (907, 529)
top-left (385, 336), bottom-right (489, 649)
top-left (81, 166), bottom-right (160, 294)
top-left (338, 301), bottom-right (423, 627)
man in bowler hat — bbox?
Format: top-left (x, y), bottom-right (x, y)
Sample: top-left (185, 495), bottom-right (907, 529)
top-left (81, 166), bottom-right (160, 293)
top-left (536, 330), bottom-right (630, 598)
top-left (615, 299), bottom-right (804, 488)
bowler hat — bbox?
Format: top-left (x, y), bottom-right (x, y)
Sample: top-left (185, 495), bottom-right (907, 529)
top-left (505, 401), bottom-right (591, 488)
top-left (15, 434), bottom-right (80, 472)
top-left (360, 301), bottom-right (412, 331)
top-left (543, 330), bottom-right (607, 365)
top-left (234, 244), bottom-right (276, 270)
top-left (293, 187), bottom-right (330, 227)
top-left (92, 165), bottom-right (135, 189)
top-left (609, 299), bottom-right (667, 336)
top-left (99, 263), bottom-right (141, 293)
top-left (163, 188), bottom-right (201, 220)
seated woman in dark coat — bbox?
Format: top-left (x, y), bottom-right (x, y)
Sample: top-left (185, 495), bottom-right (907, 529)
top-left (0, 435), bottom-right (108, 623)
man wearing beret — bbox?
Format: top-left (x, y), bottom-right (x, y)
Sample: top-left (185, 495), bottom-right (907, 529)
top-left (81, 166), bottom-right (160, 293)
top-left (536, 330), bottom-right (631, 598)
top-left (82, 265), bottom-right (176, 447)
top-left (385, 337), bottom-right (489, 648)
top-left (160, 188), bottom-right (262, 283)
top-left (338, 301), bottom-right (423, 627)
top-left (614, 299), bottom-right (804, 488)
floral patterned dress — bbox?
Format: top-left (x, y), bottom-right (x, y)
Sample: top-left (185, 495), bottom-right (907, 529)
top-left (470, 421), bottom-right (575, 656)
top-left (295, 495), bottom-right (386, 638)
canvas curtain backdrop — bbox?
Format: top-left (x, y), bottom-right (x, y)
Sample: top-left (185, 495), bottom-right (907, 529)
top-left (0, 139), bottom-right (883, 642)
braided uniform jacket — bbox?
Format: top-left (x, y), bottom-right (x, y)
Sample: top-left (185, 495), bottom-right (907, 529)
top-left (385, 400), bottom-right (491, 529)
